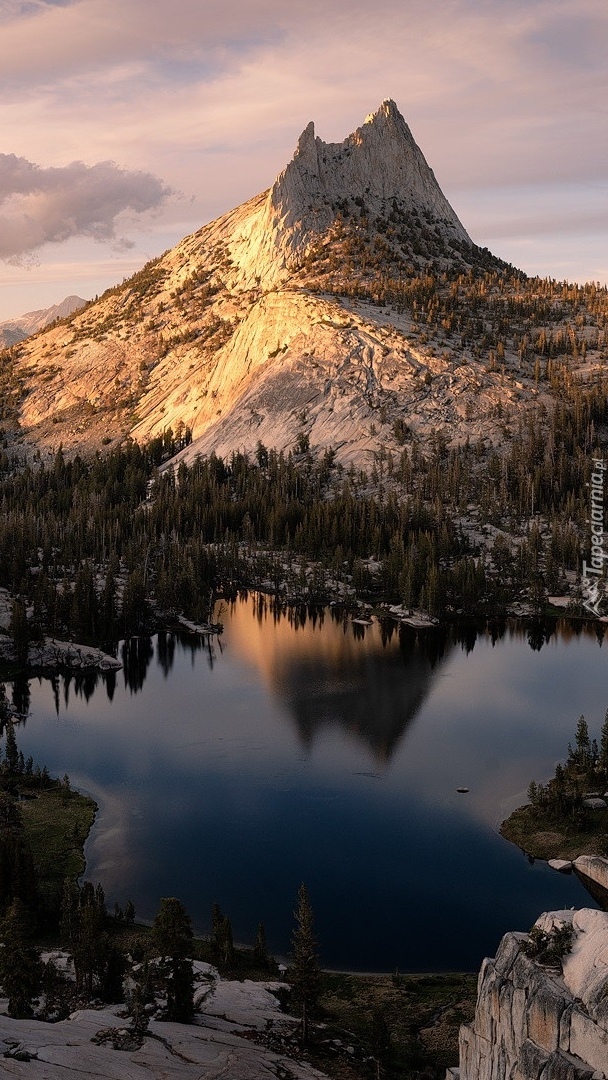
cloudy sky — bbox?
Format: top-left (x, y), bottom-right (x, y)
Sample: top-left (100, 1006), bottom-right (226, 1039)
top-left (0, 0), bottom-right (606, 320)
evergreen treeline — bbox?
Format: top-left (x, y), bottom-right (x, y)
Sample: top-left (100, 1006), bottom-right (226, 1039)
top-left (526, 712), bottom-right (608, 824)
top-left (0, 374), bottom-right (603, 649)
top-left (299, 200), bottom-right (608, 370)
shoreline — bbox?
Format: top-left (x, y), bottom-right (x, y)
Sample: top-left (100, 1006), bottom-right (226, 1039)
top-left (0, 632), bottom-right (122, 673)
top-left (499, 805), bottom-right (608, 913)
top-left (2, 579), bottom-right (607, 683)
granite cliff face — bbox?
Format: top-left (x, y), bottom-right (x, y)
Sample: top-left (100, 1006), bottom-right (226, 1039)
top-left (456, 907), bottom-right (608, 1080)
top-left (226, 98), bottom-right (472, 291)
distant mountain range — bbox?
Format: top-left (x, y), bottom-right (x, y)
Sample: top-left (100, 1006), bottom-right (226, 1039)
top-left (0, 295), bottom-right (86, 348)
top-left (4, 101), bottom-right (607, 465)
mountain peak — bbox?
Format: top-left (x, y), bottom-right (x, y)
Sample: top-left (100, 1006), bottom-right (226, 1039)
top-left (295, 99), bottom-right (407, 158)
top-left (228, 100), bottom-right (472, 289)
top-left (0, 293), bottom-right (86, 348)
top-left (9, 102), bottom-right (500, 466)
top-left (363, 97), bottom-right (403, 125)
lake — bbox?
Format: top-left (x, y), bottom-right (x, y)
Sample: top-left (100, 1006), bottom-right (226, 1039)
top-left (9, 595), bottom-right (607, 972)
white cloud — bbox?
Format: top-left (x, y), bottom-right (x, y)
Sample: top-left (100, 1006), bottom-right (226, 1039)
top-left (0, 155), bottom-right (171, 260)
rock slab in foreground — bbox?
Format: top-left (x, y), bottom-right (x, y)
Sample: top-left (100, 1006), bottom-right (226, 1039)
top-left (0, 995), bottom-right (328, 1080)
top-left (456, 908), bottom-right (608, 1080)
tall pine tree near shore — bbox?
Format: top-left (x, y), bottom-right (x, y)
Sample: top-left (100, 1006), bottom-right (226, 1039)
top-left (290, 882), bottom-right (321, 1044)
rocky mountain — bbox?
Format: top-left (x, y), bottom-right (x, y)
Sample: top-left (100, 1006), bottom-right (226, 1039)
top-left (0, 295), bottom-right (86, 348)
top-left (3, 101), bottom-right (607, 466)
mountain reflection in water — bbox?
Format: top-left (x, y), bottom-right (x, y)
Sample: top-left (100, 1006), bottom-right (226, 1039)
top-left (223, 601), bottom-right (452, 761)
top-left (10, 595), bottom-right (607, 971)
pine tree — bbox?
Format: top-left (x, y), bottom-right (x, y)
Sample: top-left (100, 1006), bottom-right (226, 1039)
top-left (253, 922), bottom-right (269, 968)
top-left (59, 878), bottom-right (80, 949)
top-left (0, 798), bottom-right (38, 918)
top-left (3, 721), bottom-right (19, 773)
top-left (568, 715), bottom-right (592, 770)
top-left (152, 897), bottom-right (194, 1023)
top-left (72, 897), bottom-right (106, 996)
top-left (40, 957), bottom-right (74, 1021)
top-left (129, 959), bottom-right (154, 1036)
top-left (9, 598), bottom-right (29, 668)
top-left (122, 568), bottom-right (147, 633)
top-left (98, 940), bottom-right (126, 1004)
top-left (290, 882), bottom-right (321, 1044)
top-left (100, 556), bottom-right (120, 639)
top-left (95, 882), bottom-right (107, 917)
top-left (0, 898), bottom-right (43, 1017)
top-left (59, 879), bottom-right (111, 998)
top-left (218, 914), bottom-right (234, 968)
top-left (210, 901), bottom-right (223, 958)
top-left (0, 681), bottom-right (9, 726)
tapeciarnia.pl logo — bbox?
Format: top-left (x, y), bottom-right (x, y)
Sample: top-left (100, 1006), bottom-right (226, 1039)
top-left (581, 458), bottom-right (607, 616)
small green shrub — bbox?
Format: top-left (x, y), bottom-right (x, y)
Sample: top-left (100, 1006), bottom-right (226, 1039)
top-left (521, 923), bottom-right (574, 969)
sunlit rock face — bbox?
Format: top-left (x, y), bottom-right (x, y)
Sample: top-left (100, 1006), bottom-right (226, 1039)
top-left (457, 905), bottom-right (608, 1080)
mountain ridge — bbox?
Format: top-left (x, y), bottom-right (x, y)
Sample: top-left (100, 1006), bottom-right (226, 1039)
top-left (0, 294), bottom-right (86, 348)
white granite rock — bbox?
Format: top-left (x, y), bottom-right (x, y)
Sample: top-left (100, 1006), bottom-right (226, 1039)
top-left (574, 856), bottom-right (608, 892)
top-left (202, 978), bottom-right (289, 1030)
top-left (457, 909), bottom-right (608, 1080)
top-left (569, 1007), bottom-right (608, 1074)
top-left (234, 99), bottom-right (472, 292)
top-left (0, 992), bottom-right (327, 1080)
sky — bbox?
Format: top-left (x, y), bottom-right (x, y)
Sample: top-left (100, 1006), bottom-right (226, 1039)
top-left (0, 0), bottom-right (607, 321)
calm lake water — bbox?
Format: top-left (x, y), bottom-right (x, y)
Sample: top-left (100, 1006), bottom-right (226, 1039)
top-left (9, 596), bottom-right (608, 972)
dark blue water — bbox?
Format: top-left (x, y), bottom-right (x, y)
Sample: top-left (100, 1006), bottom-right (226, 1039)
top-left (9, 598), bottom-right (606, 971)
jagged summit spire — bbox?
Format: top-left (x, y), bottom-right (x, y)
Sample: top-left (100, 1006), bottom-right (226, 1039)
top-left (228, 100), bottom-right (472, 289)
top-left (295, 100), bottom-right (413, 169)
top-left (363, 98), bottom-right (403, 125)
top-left (297, 99), bottom-right (405, 147)
top-left (280, 98), bottom-right (470, 235)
